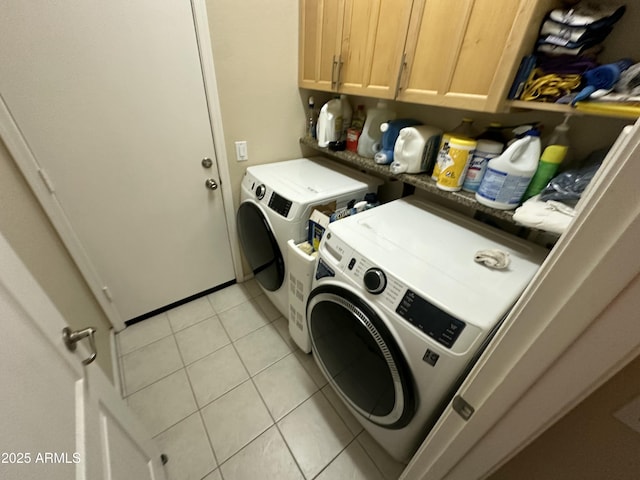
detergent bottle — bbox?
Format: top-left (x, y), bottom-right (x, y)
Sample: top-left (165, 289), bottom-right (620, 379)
top-left (316, 97), bottom-right (342, 148)
top-left (522, 115), bottom-right (570, 201)
top-left (476, 129), bottom-right (541, 210)
top-left (357, 101), bottom-right (396, 158)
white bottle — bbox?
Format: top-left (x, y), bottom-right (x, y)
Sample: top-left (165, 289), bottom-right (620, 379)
top-left (357, 100), bottom-right (396, 158)
top-left (316, 97), bottom-right (342, 148)
top-left (475, 130), bottom-right (541, 210)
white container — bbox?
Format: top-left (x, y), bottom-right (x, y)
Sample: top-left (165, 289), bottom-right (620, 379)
top-left (391, 125), bottom-right (443, 174)
top-left (436, 137), bottom-right (477, 192)
top-left (357, 100), bottom-right (396, 158)
top-left (462, 139), bottom-right (504, 192)
top-left (317, 98), bottom-right (342, 147)
top-left (476, 132), bottom-right (540, 210)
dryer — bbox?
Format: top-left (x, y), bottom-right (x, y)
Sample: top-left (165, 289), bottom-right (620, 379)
top-left (306, 196), bottom-right (547, 462)
top-left (236, 157), bottom-right (382, 316)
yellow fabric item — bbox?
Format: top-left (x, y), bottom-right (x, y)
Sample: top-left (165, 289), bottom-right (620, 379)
top-left (520, 69), bottom-right (582, 102)
top-left (575, 101), bottom-right (640, 118)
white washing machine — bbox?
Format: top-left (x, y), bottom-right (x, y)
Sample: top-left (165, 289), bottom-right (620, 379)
top-left (306, 196), bottom-right (547, 462)
top-left (236, 157), bottom-right (382, 316)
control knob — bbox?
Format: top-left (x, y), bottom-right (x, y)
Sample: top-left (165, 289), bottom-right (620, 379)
top-left (255, 184), bottom-right (266, 200)
top-left (363, 268), bottom-right (386, 295)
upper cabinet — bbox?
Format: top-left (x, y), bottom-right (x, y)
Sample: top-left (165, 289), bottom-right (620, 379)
top-left (299, 0), bottom-right (413, 98)
top-left (396, 0), bottom-right (556, 111)
top-left (299, 0), bottom-right (559, 112)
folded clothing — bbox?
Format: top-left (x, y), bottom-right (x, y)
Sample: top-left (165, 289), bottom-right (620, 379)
top-left (540, 19), bottom-right (613, 45)
top-left (513, 195), bottom-right (575, 234)
top-left (537, 53), bottom-right (598, 75)
top-left (549, 2), bottom-right (625, 28)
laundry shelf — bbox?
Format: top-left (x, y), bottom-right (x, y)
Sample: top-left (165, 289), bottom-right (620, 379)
top-left (299, 137), bottom-right (516, 223)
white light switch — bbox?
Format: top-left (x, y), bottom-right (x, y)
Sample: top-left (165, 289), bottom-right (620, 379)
top-left (235, 141), bottom-right (248, 161)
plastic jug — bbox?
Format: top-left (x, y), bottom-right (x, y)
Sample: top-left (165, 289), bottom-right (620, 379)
top-left (391, 125), bottom-right (443, 174)
top-left (476, 129), bottom-right (541, 210)
top-left (374, 118), bottom-right (422, 165)
top-left (357, 101), bottom-right (396, 158)
top-left (317, 97), bottom-right (342, 148)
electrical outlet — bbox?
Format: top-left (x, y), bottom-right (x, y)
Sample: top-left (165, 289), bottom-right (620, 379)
top-left (235, 141), bottom-right (248, 161)
top-left (614, 394), bottom-right (640, 434)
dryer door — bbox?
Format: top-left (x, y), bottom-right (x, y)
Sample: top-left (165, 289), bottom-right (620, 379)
top-left (236, 202), bottom-right (284, 291)
top-left (307, 285), bottom-right (416, 429)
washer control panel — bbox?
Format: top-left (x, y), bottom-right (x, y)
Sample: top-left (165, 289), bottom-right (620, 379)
top-left (396, 290), bottom-right (466, 349)
top-left (343, 253), bottom-right (466, 350)
top-left (363, 268), bottom-right (386, 294)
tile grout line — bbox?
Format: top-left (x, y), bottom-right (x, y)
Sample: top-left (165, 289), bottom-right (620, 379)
top-left (247, 370), bottom-right (308, 480)
top-left (212, 298), bottom-right (305, 477)
top-left (117, 318), bottom-right (173, 357)
top-left (354, 431), bottom-right (399, 480)
top-left (206, 297), bottom-right (266, 471)
top-left (168, 328), bottom-right (222, 479)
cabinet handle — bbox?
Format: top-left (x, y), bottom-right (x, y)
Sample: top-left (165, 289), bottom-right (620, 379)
top-left (336, 55), bottom-right (343, 89)
top-left (394, 53), bottom-right (408, 97)
top-left (331, 55), bottom-right (338, 90)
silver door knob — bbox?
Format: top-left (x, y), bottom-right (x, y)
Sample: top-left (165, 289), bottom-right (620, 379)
top-left (62, 326), bottom-right (97, 365)
top-left (205, 178), bottom-right (218, 190)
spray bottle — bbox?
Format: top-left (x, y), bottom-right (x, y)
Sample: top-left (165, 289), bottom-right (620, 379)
top-left (522, 115), bottom-right (571, 201)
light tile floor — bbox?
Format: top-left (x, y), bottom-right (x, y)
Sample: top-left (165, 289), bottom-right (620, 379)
top-left (116, 280), bottom-right (406, 480)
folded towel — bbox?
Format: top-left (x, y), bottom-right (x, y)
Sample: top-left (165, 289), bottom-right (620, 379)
top-left (513, 195), bottom-right (575, 234)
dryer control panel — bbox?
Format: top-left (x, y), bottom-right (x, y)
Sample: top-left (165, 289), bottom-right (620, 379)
top-left (268, 191), bottom-right (293, 218)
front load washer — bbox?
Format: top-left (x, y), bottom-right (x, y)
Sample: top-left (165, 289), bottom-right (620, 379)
top-left (307, 195), bottom-right (547, 462)
top-left (237, 157), bottom-right (382, 316)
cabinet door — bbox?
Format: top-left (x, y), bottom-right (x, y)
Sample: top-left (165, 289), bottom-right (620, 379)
top-left (397, 0), bottom-right (552, 112)
top-left (299, 0), bottom-right (345, 91)
top-left (337, 0), bottom-right (413, 98)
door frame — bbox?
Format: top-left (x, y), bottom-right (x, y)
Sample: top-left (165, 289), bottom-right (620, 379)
top-left (192, 0), bottom-right (244, 283)
top-left (0, 0), bottom-right (242, 331)
top-left (401, 122), bottom-right (640, 479)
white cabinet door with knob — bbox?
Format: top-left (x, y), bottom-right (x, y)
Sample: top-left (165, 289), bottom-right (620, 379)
top-left (0, 233), bottom-right (167, 480)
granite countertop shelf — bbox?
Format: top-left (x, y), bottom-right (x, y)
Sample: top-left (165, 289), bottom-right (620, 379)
top-left (299, 136), bottom-right (516, 223)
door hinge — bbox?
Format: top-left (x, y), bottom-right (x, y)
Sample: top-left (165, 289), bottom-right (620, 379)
top-left (452, 395), bottom-right (475, 421)
top-left (102, 286), bottom-right (114, 302)
top-left (38, 168), bottom-right (55, 193)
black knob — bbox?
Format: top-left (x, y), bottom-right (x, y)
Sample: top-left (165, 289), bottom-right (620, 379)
top-left (364, 268), bottom-right (386, 295)
top-left (255, 184), bottom-right (266, 200)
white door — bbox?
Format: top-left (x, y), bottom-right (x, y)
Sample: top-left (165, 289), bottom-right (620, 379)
top-left (0, 233), bottom-right (166, 480)
top-left (0, 0), bottom-right (235, 322)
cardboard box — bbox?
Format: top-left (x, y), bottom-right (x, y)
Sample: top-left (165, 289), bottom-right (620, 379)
top-left (308, 209), bottom-right (330, 252)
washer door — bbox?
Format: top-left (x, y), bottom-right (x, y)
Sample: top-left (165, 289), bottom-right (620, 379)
top-left (307, 285), bottom-right (416, 429)
top-left (236, 202), bottom-right (284, 291)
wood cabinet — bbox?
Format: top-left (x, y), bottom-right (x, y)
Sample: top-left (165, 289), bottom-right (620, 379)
top-left (299, 0), bottom-right (413, 98)
top-left (396, 0), bottom-right (557, 112)
top-left (299, 0), bottom-right (559, 112)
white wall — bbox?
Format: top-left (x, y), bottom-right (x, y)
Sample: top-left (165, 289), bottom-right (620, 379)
top-left (206, 0), bottom-right (306, 210)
